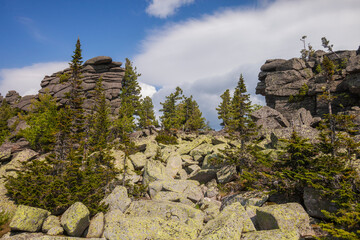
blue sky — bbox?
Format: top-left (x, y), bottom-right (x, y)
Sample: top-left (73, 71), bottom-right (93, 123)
top-left (1, 0), bottom-right (360, 128)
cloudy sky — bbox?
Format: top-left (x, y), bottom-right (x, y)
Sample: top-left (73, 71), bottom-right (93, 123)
top-left (0, 0), bottom-right (359, 129)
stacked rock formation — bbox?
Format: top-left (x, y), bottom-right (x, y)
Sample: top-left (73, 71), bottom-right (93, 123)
top-left (38, 56), bottom-right (124, 114)
top-left (256, 49), bottom-right (360, 120)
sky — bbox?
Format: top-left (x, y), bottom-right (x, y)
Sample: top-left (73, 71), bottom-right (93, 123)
top-left (0, 0), bottom-right (359, 129)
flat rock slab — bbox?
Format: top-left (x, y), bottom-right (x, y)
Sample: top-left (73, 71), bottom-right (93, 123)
top-left (10, 205), bottom-right (50, 232)
top-left (241, 229), bottom-right (300, 240)
top-left (103, 217), bottom-right (198, 240)
top-left (101, 186), bottom-right (131, 212)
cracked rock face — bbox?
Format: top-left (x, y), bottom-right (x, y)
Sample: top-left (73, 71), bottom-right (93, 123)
top-left (256, 49), bottom-right (360, 121)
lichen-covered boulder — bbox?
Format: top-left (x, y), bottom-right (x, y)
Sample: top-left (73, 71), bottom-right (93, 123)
top-left (103, 217), bottom-right (198, 240)
top-left (104, 209), bottom-right (125, 224)
top-left (0, 148), bottom-right (12, 162)
top-left (125, 200), bottom-right (204, 229)
top-left (190, 143), bottom-right (214, 157)
top-left (86, 212), bottom-right (104, 238)
top-left (256, 202), bottom-right (314, 237)
top-left (199, 202), bottom-right (255, 239)
top-left (221, 191), bottom-right (269, 210)
top-left (144, 141), bottom-right (158, 159)
top-left (101, 186), bottom-right (131, 212)
top-left (165, 154), bottom-right (183, 178)
top-left (303, 186), bottom-right (337, 219)
top-left (216, 164), bottom-right (237, 183)
top-left (42, 215), bottom-right (61, 233)
top-left (10, 205), bottom-right (50, 232)
top-left (129, 152), bottom-right (147, 169)
top-left (200, 197), bottom-right (221, 222)
top-left (47, 226), bottom-right (64, 236)
top-left (240, 229), bottom-right (300, 240)
top-left (60, 202), bottom-right (90, 237)
top-left (143, 159), bottom-right (171, 185)
top-left (110, 149), bottom-right (135, 172)
top-left (149, 180), bottom-right (203, 203)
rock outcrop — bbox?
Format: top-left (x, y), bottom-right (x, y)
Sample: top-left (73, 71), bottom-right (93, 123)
top-left (256, 50), bottom-right (360, 120)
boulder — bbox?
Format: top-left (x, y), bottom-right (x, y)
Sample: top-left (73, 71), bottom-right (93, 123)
top-left (260, 59), bottom-right (287, 72)
top-left (104, 209), bottom-right (125, 224)
top-left (291, 108), bottom-right (313, 126)
top-left (165, 154), bottom-right (183, 178)
top-left (42, 215), bottom-right (61, 233)
top-left (129, 152), bottom-right (147, 169)
top-left (103, 217), bottom-right (198, 240)
top-left (143, 159), bottom-right (171, 185)
top-left (251, 106), bottom-right (290, 129)
top-left (256, 202), bottom-right (314, 238)
top-left (111, 150), bottom-right (134, 172)
top-left (86, 212), bottom-right (104, 238)
top-left (188, 169), bottom-right (217, 183)
top-left (189, 143), bottom-right (214, 157)
top-left (303, 186), bottom-right (338, 219)
top-left (0, 148), bottom-right (12, 162)
top-left (84, 56), bottom-right (112, 65)
top-left (181, 155), bottom-right (198, 166)
top-left (10, 205), bottom-right (50, 232)
top-left (101, 186), bottom-right (131, 213)
top-left (200, 197), bottom-right (221, 222)
top-left (60, 202), bottom-right (90, 237)
top-left (276, 58), bottom-right (307, 71)
top-left (221, 191), bottom-right (269, 210)
top-left (124, 200), bottom-right (204, 228)
top-left (199, 202), bottom-right (255, 239)
top-left (241, 229), bottom-right (300, 240)
top-left (149, 179), bottom-right (203, 203)
top-left (216, 164), bottom-right (237, 183)
top-left (144, 141), bottom-right (158, 159)
top-left (47, 226), bottom-right (64, 236)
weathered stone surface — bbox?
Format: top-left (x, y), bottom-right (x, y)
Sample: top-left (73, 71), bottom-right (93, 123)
top-left (60, 202), bottom-right (90, 237)
top-left (149, 179), bottom-right (203, 203)
top-left (200, 197), bottom-right (221, 222)
top-left (110, 149), bottom-right (134, 172)
top-left (144, 141), bottom-right (158, 159)
top-left (47, 226), bottom-right (64, 236)
top-left (216, 164), bottom-right (237, 183)
top-left (124, 200), bottom-right (204, 228)
top-left (260, 59), bottom-right (287, 72)
top-left (101, 186), bottom-right (131, 213)
top-left (15, 95), bottom-right (35, 112)
top-left (165, 154), bottom-right (183, 178)
top-left (129, 152), bottom-right (147, 169)
top-left (199, 202), bottom-right (255, 239)
top-left (188, 169), bottom-right (217, 183)
top-left (251, 106), bottom-right (290, 129)
top-left (5, 91), bottom-right (21, 106)
top-left (303, 187), bottom-right (338, 219)
top-left (103, 217), bottom-right (198, 240)
top-left (143, 159), bottom-right (171, 185)
top-left (84, 56), bottom-right (112, 65)
top-left (0, 148), bottom-right (12, 162)
top-left (291, 107), bottom-right (313, 126)
top-left (42, 215), bottom-right (61, 233)
top-left (221, 191), bottom-right (269, 210)
top-left (86, 212), bottom-right (104, 238)
top-left (241, 229), bottom-right (300, 240)
top-left (10, 205), bottom-right (50, 232)
top-left (256, 202), bottom-right (314, 237)
top-left (104, 209), bottom-right (125, 224)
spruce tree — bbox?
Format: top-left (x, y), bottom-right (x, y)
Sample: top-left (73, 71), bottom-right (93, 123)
top-left (229, 74), bottom-right (257, 149)
top-left (117, 58), bottom-right (141, 140)
top-left (216, 89), bottom-right (232, 128)
top-left (160, 87), bottom-right (183, 131)
top-left (179, 95), bottom-right (206, 131)
top-left (138, 96), bottom-right (157, 129)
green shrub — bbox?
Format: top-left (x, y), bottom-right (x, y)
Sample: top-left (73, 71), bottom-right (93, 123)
top-left (0, 100), bottom-right (18, 145)
top-left (288, 83), bottom-right (309, 103)
top-left (155, 132), bottom-right (178, 145)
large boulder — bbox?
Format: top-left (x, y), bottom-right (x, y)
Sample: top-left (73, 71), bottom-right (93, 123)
top-left (221, 191), bottom-right (269, 210)
top-left (60, 202), bottom-right (90, 237)
top-left (165, 154), bottom-right (183, 178)
top-left (251, 106), bottom-right (290, 129)
top-left (129, 152), bottom-right (147, 169)
top-left (124, 200), bottom-right (204, 229)
top-left (256, 202), bottom-right (314, 238)
top-left (199, 202), bottom-right (255, 239)
top-left (10, 205), bottom-right (50, 232)
top-left (103, 216), bottom-right (198, 240)
top-left (291, 108), bottom-right (313, 127)
top-left (86, 212), bottom-right (104, 238)
top-left (303, 187), bottom-right (338, 219)
top-left (42, 215), bottom-right (61, 233)
top-left (216, 164), bottom-right (237, 183)
top-left (143, 159), bottom-right (171, 185)
top-left (101, 186), bottom-right (131, 213)
top-left (149, 179), bottom-right (203, 203)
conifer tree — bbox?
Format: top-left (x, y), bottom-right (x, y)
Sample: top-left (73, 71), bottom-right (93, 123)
top-left (160, 87), bottom-right (183, 130)
top-left (138, 96), bottom-right (157, 129)
top-left (117, 58), bottom-right (141, 140)
top-left (179, 95), bottom-right (206, 131)
top-left (216, 89), bottom-right (232, 128)
top-left (230, 74), bottom-right (257, 149)
top-left (0, 100), bottom-right (17, 145)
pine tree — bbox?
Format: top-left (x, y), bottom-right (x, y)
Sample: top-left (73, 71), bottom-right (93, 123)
top-left (160, 87), bottom-right (183, 131)
top-left (216, 89), bottom-right (232, 128)
top-left (138, 96), bottom-right (157, 129)
top-left (117, 58), bottom-right (141, 140)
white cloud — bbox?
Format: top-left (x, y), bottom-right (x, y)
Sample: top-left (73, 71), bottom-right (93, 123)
top-left (135, 0), bottom-right (360, 129)
top-left (0, 62), bottom-right (68, 97)
top-left (146, 0), bottom-right (195, 18)
top-left (139, 82), bottom-right (157, 98)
